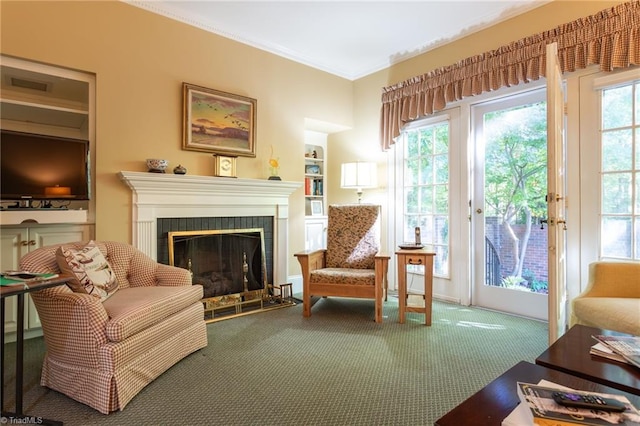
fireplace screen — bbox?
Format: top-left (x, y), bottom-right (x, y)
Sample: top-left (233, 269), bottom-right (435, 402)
top-left (168, 228), bottom-right (269, 321)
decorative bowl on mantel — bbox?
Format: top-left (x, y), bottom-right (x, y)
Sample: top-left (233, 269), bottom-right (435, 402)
top-left (146, 159), bottom-right (168, 173)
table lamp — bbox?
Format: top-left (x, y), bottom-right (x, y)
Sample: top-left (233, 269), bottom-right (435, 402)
top-left (340, 161), bottom-right (377, 203)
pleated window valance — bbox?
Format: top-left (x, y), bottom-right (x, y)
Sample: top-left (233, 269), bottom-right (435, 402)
top-left (380, 1), bottom-right (640, 150)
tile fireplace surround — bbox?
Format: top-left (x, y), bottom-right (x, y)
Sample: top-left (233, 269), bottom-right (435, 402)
top-left (119, 171), bottom-right (301, 286)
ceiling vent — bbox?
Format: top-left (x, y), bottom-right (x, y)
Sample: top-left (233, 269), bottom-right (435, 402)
top-left (10, 76), bottom-right (51, 92)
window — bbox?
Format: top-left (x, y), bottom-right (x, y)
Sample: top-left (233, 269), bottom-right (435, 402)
top-left (401, 119), bottom-right (450, 277)
top-left (600, 80), bottom-right (640, 260)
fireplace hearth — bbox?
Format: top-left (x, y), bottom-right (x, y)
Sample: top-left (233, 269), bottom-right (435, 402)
top-left (162, 219), bottom-right (296, 322)
top-left (166, 227), bottom-right (293, 322)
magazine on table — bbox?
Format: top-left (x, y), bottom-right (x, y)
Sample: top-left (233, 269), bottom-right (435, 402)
top-left (593, 335), bottom-right (640, 369)
top-left (590, 342), bottom-right (632, 365)
top-left (1, 271), bottom-right (58, 283)
top-left (502, 379), bottom-right (640, 426)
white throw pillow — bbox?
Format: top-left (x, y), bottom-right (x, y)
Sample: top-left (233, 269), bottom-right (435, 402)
top-left (56, 241), bottom-right (119, 301)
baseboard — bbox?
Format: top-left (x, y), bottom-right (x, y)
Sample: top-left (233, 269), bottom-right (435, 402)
top-left (287, 275), bottom-right (303, 295)
top-left (433, 294), bottom-right (461, 304)
top-left (3, 327), bottom-right (43, 343)
top-left (286, 275), bottom-right (460, 306)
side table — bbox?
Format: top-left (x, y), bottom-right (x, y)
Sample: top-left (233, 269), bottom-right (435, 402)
top-left (435, 360), bottom-right (640, 426)
top-left (535, 324), bottom-right (640, 395)
top-left (395, 248), bottom-right (436, 325)
top-left (1, 274), bottom-right (69, 425)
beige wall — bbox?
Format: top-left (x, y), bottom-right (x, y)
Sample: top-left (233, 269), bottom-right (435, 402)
top-left (1, 1), bottom-right (352, 275)
top-left (1, 0), bottom-right (624, 278)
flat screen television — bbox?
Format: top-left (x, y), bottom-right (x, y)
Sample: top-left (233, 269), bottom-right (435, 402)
top-left (1, 129), bottom-right (90, 203)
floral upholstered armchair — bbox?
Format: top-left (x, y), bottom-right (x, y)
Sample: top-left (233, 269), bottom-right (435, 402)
top-left (295, 204), bottom-right (389, 323)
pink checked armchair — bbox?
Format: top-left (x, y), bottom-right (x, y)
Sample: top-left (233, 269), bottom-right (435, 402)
top-left (295, 204), bottom-right (389, 323)
top-left (19, 241), bottom-right (207, 414)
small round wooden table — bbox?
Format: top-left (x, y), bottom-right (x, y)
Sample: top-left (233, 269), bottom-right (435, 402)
top-left (395, 248), bottom-right (436, 325)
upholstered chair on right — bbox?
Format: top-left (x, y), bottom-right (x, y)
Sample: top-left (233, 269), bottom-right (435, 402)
top-left (570, 261), bottom-right (640, 335)
top-left (294, 204), bottom-right (389, 323)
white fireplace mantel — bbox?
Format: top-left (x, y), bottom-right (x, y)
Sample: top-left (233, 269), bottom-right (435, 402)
top-left (119, 171), bottom-right (301, 285)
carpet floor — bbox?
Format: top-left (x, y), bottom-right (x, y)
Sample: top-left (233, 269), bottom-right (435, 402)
top-left (2, 296), bottom-right (548, 425)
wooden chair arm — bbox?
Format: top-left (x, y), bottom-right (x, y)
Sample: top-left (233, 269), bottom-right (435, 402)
top-left (294, 249), bottom-right (326, 281)
top-left (294, 249), bottom-right (326, 258)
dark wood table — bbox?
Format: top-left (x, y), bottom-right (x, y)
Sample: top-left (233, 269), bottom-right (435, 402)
top-left (1, 274), bottom-right (69, 425)
top-left (536, 324), bottom-right (640, 395)
top-left (434, 360), bottom-right (640, 426)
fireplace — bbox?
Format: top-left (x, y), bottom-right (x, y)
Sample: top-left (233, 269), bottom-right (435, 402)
top-left (157, 216), bottom-right (274, 285)
top-left (118, 171), bottom-right (301, 292)
top-left (167, 227), bottom-right (279, 320)
top-left (169, 229), bottom-right (267, 295)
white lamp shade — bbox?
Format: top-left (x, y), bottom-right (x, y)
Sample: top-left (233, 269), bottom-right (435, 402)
top-left (340, 162), bottom-right (377, 189)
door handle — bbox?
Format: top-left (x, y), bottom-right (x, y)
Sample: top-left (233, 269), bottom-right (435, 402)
top-left (540, 219), bottom-right (567, 230)
top-left (476, 208), bottom-right (483, 214)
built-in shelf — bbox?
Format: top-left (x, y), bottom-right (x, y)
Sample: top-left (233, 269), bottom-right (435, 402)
top-left (1, 99), bottom-right (89, 129)
top-left (0, 55), bottom-right (96, 222)
top-left (304, 143), bottom-right (326, 215)
top-left (0, 209), bottom-right (89, 225)
top-left (304, 133), bottom-right (328, 250)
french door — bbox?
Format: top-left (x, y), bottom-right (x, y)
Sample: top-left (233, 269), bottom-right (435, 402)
top-left (546, 42), bottom-right (568, 344)
top-left (471, 89), bottom-right (548, 320)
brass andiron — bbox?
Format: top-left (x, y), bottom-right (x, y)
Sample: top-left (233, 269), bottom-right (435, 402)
top-left (242, 252), bottom-right (249, 292)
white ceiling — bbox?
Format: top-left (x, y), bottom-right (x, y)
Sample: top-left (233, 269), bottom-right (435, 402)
top-left (127, 1), bottom-right (547, 80)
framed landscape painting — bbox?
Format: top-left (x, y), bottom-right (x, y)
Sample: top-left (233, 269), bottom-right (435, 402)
top-left (182, 83), bottom-right (257, 157)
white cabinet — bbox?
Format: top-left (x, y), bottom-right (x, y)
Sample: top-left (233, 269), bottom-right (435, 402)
top-left (1, 224), bottom-right (93, 334)
top-left (304, 216), bottom-right (327, 251)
